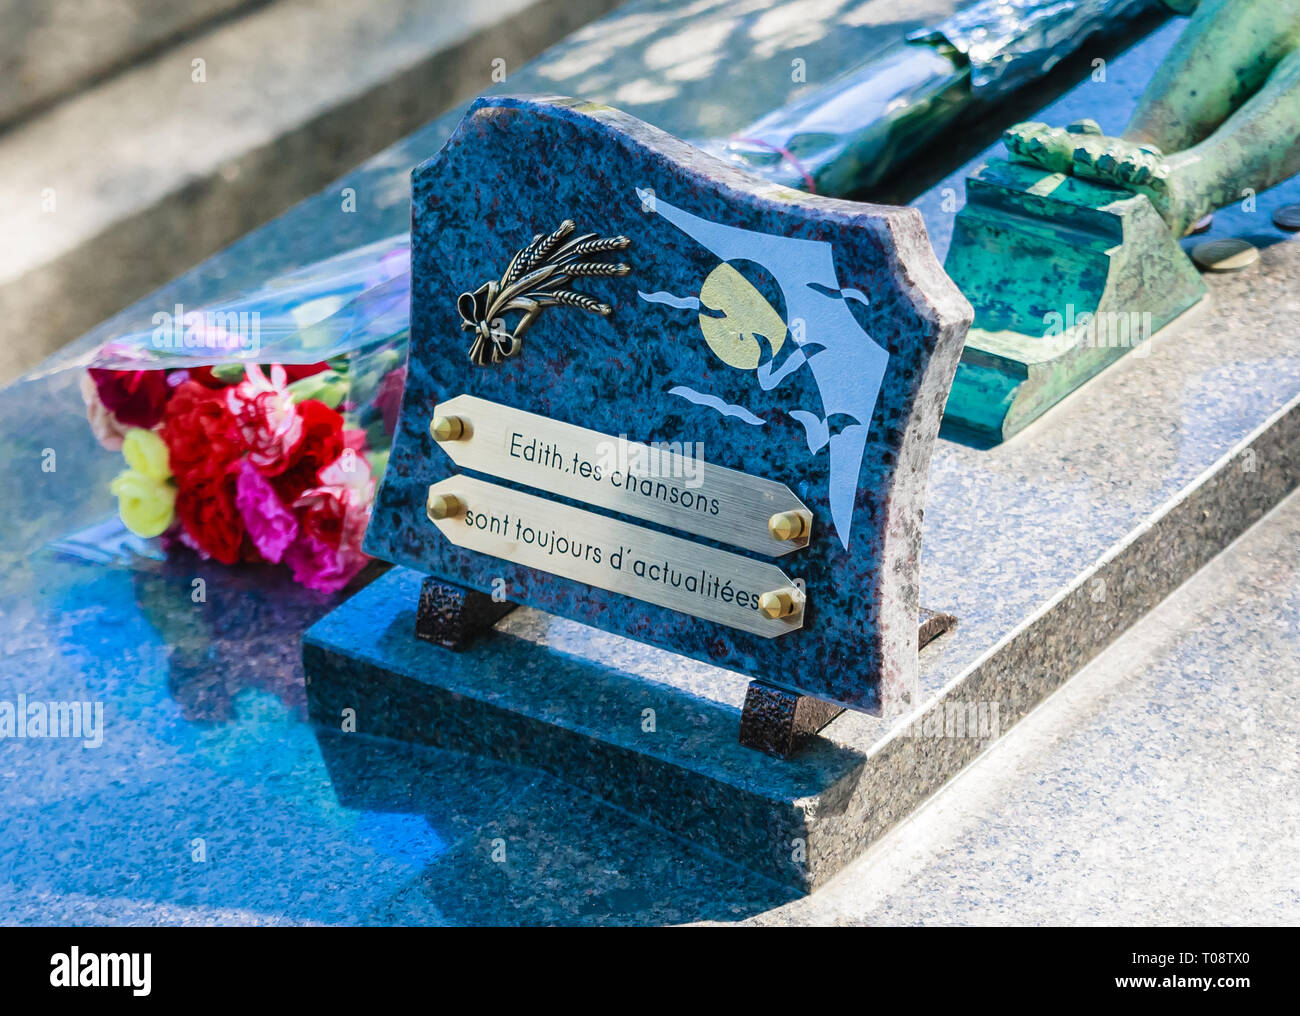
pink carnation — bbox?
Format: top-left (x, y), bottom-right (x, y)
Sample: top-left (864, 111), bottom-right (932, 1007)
top-left (226, 365), bottom-right (303, 475)
top-left (284, 449), bottom-right (372, 593)
top-left (234, 460), bottom-right (298, 563)
top-left (283, 534), bottom-right (367, 594)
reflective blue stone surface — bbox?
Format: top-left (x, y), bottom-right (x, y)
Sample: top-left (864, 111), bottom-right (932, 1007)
top-left (3, 2), bottom-right (1298, 924)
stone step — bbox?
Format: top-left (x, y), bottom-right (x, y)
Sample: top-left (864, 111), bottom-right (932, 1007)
top-left (0, 0), bottom-right (620, 383)
top-left (762, 486), bottom-right (1300, 924)
top-left (0, 0), bottom-right (260, 128)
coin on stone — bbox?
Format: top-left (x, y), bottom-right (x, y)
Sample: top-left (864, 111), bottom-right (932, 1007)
top-left (1191, 238), bottom-right (1259, 272)
top-left (1272, 204), bottom-right (1300, 232)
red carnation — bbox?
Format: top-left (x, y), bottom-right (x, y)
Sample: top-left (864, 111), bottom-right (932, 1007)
top-left (160, 380), bottom-right (248, 563)
top-left (161, 381), bottom-right (242, 483)
top-left (296, 485), bottom-right (348, 549)
top-left (174, 470), bottom-right (245, 565)
top-left (270, 399), bottom-right (344, 503)
top-left (179, 366), bottom-right (229, 389)
top-left (88, 368), bottom-right (171, 429)
top-left (226, 367), bottom-right (305, 477)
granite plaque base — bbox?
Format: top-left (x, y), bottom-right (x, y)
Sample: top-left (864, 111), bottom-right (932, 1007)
top-left (305, 567), bottom-right (878, 891)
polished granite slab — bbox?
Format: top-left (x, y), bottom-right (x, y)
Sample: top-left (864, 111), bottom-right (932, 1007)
top-left (3, 1), bottom-right (1298, 920)
top-left (752, 488), bottom-right (1300, 926)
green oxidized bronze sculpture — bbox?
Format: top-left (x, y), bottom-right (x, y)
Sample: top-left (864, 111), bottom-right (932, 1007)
top-left (1006, 0), bottom-right (1300, 236)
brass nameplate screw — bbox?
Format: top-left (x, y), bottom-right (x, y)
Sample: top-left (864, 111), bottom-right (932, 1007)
top-left (768, 510), bottom-right (808, 542)
top-left (430, 415), bottom-right (467, 442)
top-left (427, 491), bottom-right (465, 521)
top-left (758, 586), bottom-right (805, 620)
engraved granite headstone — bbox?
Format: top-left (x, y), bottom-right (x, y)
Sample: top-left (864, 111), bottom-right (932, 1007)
top-left (360, 95), bottom-right (971, 714)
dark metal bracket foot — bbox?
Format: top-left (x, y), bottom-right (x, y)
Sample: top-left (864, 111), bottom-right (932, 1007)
top-left (739, 606), bottom-right (958, 759)
top-left (414, 575), bottom-right (517, 650)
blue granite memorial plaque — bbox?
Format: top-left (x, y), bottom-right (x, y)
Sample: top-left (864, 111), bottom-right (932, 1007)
top-left (363, 95), bottom-right (971, 713)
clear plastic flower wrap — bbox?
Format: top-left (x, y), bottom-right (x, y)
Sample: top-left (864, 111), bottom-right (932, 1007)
top-left (68, 234), bottom-right (414, 592)
top-left (51, 233), bottom-right (412, 373)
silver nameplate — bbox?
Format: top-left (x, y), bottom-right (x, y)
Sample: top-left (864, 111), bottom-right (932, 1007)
top-left (426, 475), bottom-right (806, 638)
top-left (431, 394), bottom-right (811, 556)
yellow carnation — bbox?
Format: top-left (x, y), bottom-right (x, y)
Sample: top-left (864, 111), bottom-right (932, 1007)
top-left (111, 428), bottom-right (175, 537)
top-left (121, 427), bottom-right (172, 482)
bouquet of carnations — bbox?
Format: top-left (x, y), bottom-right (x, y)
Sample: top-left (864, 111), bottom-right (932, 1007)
top-left (70, 235), bottom-right (413, 593)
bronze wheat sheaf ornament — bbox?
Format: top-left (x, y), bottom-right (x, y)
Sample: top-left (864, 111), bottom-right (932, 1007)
top-left (457, 219), bottom-right (631, 366)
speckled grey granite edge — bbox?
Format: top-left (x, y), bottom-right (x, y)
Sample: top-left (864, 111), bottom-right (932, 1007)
top-left (307, 387), bottom-right (1298, 892)
top-left (805, 388), bottom-right (1300, 888)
